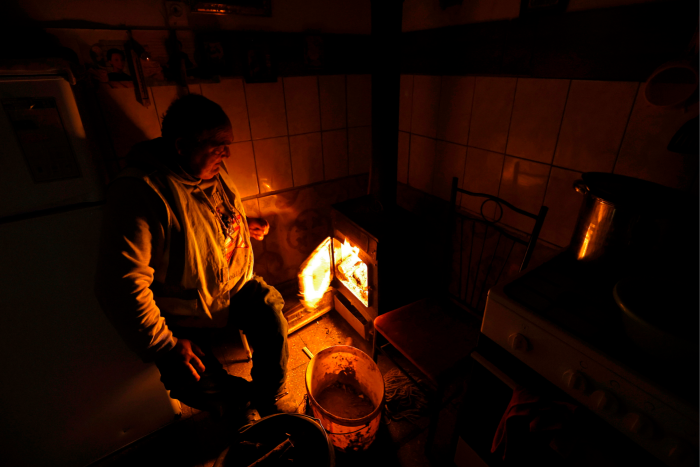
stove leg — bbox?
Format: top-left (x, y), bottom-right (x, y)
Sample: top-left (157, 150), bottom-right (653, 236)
top-left (371, 325), bottom-right (380, 362)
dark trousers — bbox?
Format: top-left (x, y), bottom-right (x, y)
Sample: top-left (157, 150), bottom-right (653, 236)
top-left (155, 275), bottom-right (288, 413)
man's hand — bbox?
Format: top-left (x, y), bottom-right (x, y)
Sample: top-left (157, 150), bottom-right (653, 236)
top-left (247, 217), bottom-right (270, 241)
top-left (171, 338), bottom-right (206, 382)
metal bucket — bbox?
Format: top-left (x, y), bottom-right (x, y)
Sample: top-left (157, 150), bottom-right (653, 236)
top-left (213, 413), bottom-right (335, 467)
top-left (305, 345), bottom-right (385, 452)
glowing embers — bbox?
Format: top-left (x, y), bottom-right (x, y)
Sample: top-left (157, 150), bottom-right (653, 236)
top-left (299, 237), bottom-right (333, 310)
top-left (334, 238), bottom-right (369, 307)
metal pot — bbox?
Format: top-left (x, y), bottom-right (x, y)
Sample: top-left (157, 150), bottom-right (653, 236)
top-left (569, 173), bottom-right (686, 266)
top-left (613, 276), bottom-right (697, 360)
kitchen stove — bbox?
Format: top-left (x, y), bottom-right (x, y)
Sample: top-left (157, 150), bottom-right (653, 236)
top-left (481, 251), bottom-right (698, 466)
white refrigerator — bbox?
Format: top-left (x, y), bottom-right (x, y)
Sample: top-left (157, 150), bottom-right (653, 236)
top-left (0, 75), bottom-right (179, 466)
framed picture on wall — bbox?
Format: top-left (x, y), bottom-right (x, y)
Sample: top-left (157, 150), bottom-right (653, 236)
top-left (243, 35), bottom-right (277, 83)
top-left (87, 41), bottom-right (135, 88)
top-left (187, 0), bottom-right (271, 16)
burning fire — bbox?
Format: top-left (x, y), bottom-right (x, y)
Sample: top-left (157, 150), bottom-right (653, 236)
top-left (299, 237), bottom-right (370, 310)
top-left (299, 237), bottom-right (333, 310)
top-left (335, 239), bottom-right (369, 307)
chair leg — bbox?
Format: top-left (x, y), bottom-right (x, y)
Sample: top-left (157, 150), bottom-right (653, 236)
top-left (371, 326), bottom-right (380, 363)
top-left (425, 384), bottom-right (445, 459)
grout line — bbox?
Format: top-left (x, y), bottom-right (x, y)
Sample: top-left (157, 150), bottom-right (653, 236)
top-left (406, 133), bottom-right (412, 187)
top-left (611, 82), bottom-right (641, 175)
top-left (240, 173), bottom-right (368, 201)
top-left (540, 79), bottom-right (574, 207)
top-left (406, 75), bottom-right (415, 186)
top-left (241, 81), bottom-right (262, 196)
top-left (408, 75), bottom-right (415, 134)
top-left (466, 76), bottom-right (478, 149)
top-left (345, 75), bottom-right (350, 176)
top-left (150, 87), bottom-right (165, 129)
top-left (430, 75), bottom-right (443, 194)
top-left (551, 79), bottom-right (572, 166)
top-left (317, 75), bottom-right (326, 181)
top-left (233, 126), bottom-right (372, 143)
top-left (460, 76), bottom-right (478, 202)
top-left (405, 135), bottom-right (586, 174)
top-left (496, 78), bottom-right (520, 199)
top-left (281, 77), bottom-right (295, 187)
top-left (502, 78), bottom-right (519, 158)
top-left (464, 77), bottom-right (478, 143)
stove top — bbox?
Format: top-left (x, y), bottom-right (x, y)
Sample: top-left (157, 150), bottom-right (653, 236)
top-left (503, 251), bottom-right (698, 409)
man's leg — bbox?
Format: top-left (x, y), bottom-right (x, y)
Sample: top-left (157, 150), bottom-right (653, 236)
top-left (228, 275), bottom-right (290, 410)
top-left (155, 327), bottom-right (250, 416)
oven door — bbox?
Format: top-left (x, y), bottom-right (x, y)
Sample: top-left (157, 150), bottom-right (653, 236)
top-left (453, 337), bottom-right (665, 467)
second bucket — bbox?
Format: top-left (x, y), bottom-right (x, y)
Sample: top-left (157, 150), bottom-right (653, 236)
top-left (305, 345), bottom-right (385, 452)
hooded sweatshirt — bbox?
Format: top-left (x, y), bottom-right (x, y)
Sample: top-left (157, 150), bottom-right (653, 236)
top-left (95, 138), bottom-right (254, 362)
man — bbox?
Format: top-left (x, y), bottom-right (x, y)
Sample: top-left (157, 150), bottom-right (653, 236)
top-left (95, 94), bottom-right (292, 419)
top-left (106, 48), bottom-right (131, 81)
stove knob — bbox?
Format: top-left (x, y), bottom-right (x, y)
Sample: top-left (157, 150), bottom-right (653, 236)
top-left (508, 333), bottom-right (530, 352)
top-left (622, 412), bottom-right (655, 439)
top-left (562, 369), bottom-right (586, 393)
top-left (668, 438), bottom-right (694, 465)
top-left (590, 390), bottom-right (618, 415)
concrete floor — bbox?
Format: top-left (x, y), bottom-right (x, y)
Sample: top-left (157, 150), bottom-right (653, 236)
top-left (90, 298), bottom-right (464, 467)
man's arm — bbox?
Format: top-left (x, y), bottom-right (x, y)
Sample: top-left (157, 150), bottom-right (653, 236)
top-left (94, 177), bottom-right (176, 362)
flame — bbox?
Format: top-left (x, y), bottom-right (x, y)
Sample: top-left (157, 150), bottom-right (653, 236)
top-left (298, 237), bottom-right (369, 310)
top-left (299, 237), bottom-right (332, 309)
top-left (336, 239), bottom-right (369, 307)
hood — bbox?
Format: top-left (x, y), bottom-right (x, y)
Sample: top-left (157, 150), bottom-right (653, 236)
top-left (125, 137), bottom-right (201, 186)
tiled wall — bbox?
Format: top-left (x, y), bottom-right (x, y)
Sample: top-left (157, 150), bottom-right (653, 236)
top-left (98, 74), bottom-right (372, 196)
top-left (95, 75), bottom-right (372, 285)
top-left (398, 75), bottom-right (699, 248)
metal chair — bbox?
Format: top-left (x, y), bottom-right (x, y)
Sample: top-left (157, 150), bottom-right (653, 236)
top-left (372, 177), bottom-right (548, 458)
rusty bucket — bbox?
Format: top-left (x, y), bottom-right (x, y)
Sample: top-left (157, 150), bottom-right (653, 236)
top-left (305, 345), bottom-right (384, 452)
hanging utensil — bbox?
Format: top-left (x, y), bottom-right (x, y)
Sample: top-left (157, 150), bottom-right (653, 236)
top-left (644, 26), bottom-right (699, 108)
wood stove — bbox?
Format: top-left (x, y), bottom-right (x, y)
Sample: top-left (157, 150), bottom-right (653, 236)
top-left (295, 0), bottom-right (411, 342)
top-left (329, 195), bottom-right (435, 341)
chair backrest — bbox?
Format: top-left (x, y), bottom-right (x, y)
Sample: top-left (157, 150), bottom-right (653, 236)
top-left (446, 177), bottom-right (548, 316)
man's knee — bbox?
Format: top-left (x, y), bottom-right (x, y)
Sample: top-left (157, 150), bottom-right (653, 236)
top-left (245, 276), bottom-right (286, 328)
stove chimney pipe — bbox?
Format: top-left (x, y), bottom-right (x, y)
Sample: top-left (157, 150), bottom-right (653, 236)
top-left (369, 0), bottom-right (402, 210)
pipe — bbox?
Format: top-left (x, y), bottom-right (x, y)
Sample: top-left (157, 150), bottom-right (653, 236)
top-left (369, 0), bottom-right (403, 210)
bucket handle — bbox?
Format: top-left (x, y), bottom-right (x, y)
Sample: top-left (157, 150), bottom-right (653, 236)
top-left (323, 424), bottom-right (370, 436)
top-left (296, 413), bottom-right (328, 434)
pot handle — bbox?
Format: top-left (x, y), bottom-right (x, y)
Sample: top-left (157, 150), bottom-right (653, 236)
top-left (573, 179), bottom-right (589, 195)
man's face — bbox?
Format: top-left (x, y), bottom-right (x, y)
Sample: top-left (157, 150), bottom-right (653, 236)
top-left (110, 53), bottom-right (125, 71)
top-left (184, 124), bottom-right (233, 180)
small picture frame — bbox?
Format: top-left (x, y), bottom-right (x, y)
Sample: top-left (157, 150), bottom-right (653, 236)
top-left (87, 41), bottom-right (135, 88)
top-left (244, 35), bottom-right (277, 83)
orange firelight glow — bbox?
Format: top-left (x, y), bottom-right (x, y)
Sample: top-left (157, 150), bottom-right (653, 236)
top-left (335, 239), bottom-right (369, 307)
top-left (299, 237), bottom-right (333, 309)
top-left (299, 237), bottom-right (370, 310)
top-left (578, 222), bottom-right (596, 260)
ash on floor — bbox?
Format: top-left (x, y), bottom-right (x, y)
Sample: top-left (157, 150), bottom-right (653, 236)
top-left (90, 299), bottom-right (463, 467)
